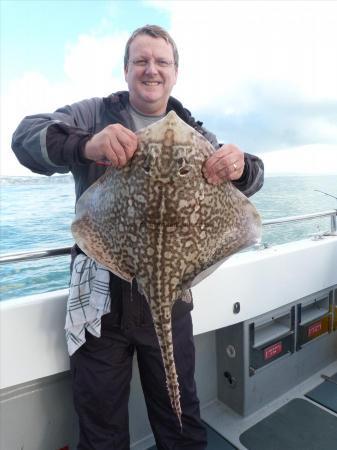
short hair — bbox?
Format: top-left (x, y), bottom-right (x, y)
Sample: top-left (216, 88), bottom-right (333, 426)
top-left (124, 25), bottom-right (179, 69)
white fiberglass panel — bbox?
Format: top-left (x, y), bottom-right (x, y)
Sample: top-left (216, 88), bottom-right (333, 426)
top-left (1, 237), bottom-right (337, 389)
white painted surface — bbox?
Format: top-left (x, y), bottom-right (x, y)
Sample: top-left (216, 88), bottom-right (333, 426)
top-left (1, 236), bottom-right (337, 390)
top-left (0, 290), bottom-right (70, 389)
top-left (192, 235), bottom-right (337, 334)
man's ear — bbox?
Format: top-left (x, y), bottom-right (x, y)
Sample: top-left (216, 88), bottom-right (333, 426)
top-left (173, 66), bottom-right (178, 85)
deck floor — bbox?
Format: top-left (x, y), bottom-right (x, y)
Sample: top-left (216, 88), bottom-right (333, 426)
top-left (201, 360), bottom-right (337, 450)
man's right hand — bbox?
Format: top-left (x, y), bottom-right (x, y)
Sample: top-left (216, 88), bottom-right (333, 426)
top-left (84, 124), bottom-right (138, 167)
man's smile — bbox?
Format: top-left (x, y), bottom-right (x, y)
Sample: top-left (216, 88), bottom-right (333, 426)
top-left (142, 81), bottom-right (162, 86)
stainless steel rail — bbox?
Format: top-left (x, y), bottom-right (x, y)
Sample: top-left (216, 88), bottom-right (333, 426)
top-left (263, 209), bottom-right (337, 230)
top-left (0, 247), bottom-right (71, 264)
top-left (1, 210), bottom-right (336, 265)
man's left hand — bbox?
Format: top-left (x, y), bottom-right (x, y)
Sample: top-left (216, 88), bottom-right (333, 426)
top-left (202, 144), bottom-right (245, 185)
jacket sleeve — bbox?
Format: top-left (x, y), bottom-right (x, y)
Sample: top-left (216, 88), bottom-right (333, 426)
top-left (231, 152), bottom-right (264, 197)
top-left (11, 98), bottom-right (102, 176)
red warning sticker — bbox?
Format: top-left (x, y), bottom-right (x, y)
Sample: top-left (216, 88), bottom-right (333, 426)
top-left (308, 321), bottom-right (322, 337)
top-left (264, 341), bottom-right (283, 360)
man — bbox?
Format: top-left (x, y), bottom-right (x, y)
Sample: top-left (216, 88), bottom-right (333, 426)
top-left (12, 25), bottom-right (263, 450)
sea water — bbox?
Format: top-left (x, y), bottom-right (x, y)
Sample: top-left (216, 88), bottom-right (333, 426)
top-left (0, 174), bottom-right (336, 301)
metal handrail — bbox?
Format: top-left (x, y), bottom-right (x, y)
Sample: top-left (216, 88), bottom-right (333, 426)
top-left (263, 209), bottom-right (337, 229)
top-left (0, 247), bottom-right (71, 264)
top-left (0, 210), bottom-right (336, 265)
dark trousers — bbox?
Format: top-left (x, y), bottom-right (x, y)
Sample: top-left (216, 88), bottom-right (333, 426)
top-left (70, 289), bottom-right (207, 450)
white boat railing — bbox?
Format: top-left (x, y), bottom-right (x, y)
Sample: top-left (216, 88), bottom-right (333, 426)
top-left (0, 209), bottom-right (336, 265)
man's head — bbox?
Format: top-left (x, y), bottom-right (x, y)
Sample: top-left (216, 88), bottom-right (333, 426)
top-left (124, 25), bottom-right (179, 70)
top-left (124, 25), bottom-right (179, 116)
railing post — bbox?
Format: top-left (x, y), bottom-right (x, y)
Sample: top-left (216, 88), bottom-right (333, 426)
top-left (331, 210), bottom-right (337, 233)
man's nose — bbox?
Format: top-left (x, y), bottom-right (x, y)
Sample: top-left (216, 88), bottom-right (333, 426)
top-left (144, 60), bottom-right (159, 74)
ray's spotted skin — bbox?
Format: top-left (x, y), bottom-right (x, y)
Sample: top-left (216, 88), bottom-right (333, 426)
top-left (71, 111), bottom-right (262, 426)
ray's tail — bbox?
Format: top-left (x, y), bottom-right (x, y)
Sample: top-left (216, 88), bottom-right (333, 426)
top-left (152, 305), bottom-right (182, 429)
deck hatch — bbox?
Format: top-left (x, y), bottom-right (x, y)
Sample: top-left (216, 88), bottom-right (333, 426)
top-left (249, 307), bottom-right (295, 373)
top-left (296, 294), bottom-right (332, 349)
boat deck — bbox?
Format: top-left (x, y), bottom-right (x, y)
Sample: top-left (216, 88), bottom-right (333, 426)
top-left (202, 360), bottom-right (337, 450)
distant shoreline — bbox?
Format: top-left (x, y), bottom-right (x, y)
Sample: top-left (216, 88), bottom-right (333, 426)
top-left (1, 173), bottom-right (336, 184)
top-left (0, 174), bottom-right (74, 185)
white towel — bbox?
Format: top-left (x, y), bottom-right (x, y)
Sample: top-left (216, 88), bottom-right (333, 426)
top-left (65, 254), bottom-right (111, 355)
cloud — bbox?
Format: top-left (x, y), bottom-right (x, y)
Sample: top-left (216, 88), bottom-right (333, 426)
top-left (63, 32), bottom-right (128, 94)
top-left (199, 84), bottom-right (337, 153)
top-left (160, 1), bottom-right (337, 152)
top-left (1, 33), bottom-right (127, 177)
top-left (2, 0), bottom-right (337, 176)
top-left (257, 144), bottom-right (337, 176)
top-left (162, 1), bottom-right (337, 100)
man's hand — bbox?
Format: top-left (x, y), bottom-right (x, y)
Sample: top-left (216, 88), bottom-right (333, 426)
top-left (84, 124), bottom-right (138, 167)
top-left (202, 144), bottom-right (245, 185)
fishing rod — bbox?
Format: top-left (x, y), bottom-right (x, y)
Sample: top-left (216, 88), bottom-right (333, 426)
top-left (314, 190), bottom-right (337, 201)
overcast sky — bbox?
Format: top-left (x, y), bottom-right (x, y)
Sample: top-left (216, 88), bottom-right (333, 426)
top-left (1, 0), bottom-right (337, 176)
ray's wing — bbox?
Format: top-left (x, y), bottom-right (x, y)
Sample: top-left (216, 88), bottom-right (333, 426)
top-left (71, 168), bottom-right (134, 281)
top-left (180, 176), bottom-right (261, 290)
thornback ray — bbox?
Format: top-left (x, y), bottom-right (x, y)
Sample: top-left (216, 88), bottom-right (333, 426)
top-left (71, 110), bottom-right (262, 427)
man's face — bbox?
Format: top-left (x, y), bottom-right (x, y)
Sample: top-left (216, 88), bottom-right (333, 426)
top-left (125, 34), bottom-right (178, 115)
